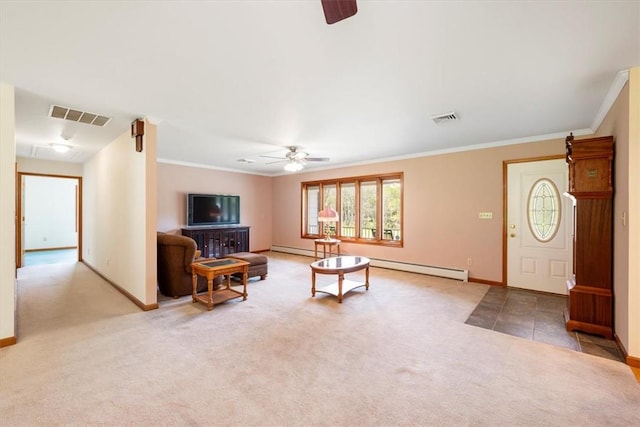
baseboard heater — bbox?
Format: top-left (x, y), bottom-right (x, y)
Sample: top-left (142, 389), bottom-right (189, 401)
top-left (270, 245), bottom-right (469, 282)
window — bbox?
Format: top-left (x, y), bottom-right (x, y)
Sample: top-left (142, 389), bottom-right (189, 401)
top-left (360, 181), bottom-right (377, 239)
top-left (340, 183), bottom-right (356, 238)
top-left (302, 173), bottom-right (403, 246)
top-left (304, 185), bottom-right (320, 235)
top-left (382, 179), bottom-right (401, 241)
top-left (527, 178), bottom-right (561, 242)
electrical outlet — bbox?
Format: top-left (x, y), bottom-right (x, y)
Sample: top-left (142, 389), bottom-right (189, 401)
top-left (478, 212), bottom-right (493, 219)
top-left (467, 258), bottom-right (472, 266)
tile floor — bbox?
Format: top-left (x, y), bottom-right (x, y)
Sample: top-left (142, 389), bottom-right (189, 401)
top-left (465, 286), bottom-right (624, 363)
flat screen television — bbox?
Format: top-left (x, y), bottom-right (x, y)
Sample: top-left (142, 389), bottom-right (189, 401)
top-left (187, 193), bottom-right (240, 226)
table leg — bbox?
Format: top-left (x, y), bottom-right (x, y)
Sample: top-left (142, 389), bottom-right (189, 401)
top-left (338, 272), bottom-right (344, 303)
top-left (311, 271), bottom-right (316, 297)
top-left (314, 242), bottom-right (318, 260)
top-left (365, 266), bottom-right (370, 290)
top-left (192, 272), bottom-right (198, 303)
top-left (337, 244), bottom-right (340, 256)
top-left (328, 245), bottom-right (332, 258)
top-left (242, 269), bottom-right (248, 301)
top-left (207, 277), bottom-right (214, 311)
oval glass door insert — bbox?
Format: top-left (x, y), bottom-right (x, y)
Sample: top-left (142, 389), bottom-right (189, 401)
top-left (527, 178), bottom-right (561, 242)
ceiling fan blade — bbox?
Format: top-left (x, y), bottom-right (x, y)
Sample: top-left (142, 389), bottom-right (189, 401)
top-left (306, 157), bottom-right (330, 162)
top-left (321, 0), bottom-right (357, 25)
top-left (259, 155), bottom-right (287, 160)
top-left (265, 159), bottom-right (287, 165)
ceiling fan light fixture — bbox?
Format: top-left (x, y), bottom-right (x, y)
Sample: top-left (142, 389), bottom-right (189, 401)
top-left (284, 161), bottom-right (304, 172)
top-left (50, 143), bottom-right (71, 153)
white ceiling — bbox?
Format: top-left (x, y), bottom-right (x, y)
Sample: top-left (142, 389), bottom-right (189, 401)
top-left (1, 1), bottom-right (638, 176)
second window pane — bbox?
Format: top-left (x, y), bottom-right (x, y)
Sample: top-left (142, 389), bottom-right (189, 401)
top-left (359, 181), bottom-right (377, 239)
top-left (340, 183), bottom-right (355, 238)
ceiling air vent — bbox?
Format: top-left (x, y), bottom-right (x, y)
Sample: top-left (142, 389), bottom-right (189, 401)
top-left (49, 105), bottom-right (112, 127)
top-left (431, 111), bottom-right (459, 124)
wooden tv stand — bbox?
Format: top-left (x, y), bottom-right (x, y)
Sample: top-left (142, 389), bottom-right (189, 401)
top-left (182, 225), bottom-right (249, 259)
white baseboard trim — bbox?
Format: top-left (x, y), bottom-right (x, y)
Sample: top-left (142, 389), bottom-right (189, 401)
top-left (270, 245), bottom-right (469, 282)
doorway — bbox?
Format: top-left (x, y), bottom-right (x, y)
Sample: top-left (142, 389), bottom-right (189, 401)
top-left (504, 157), bottom-right (572, 295)
top-left (16, 173), bottom-right (82, 268)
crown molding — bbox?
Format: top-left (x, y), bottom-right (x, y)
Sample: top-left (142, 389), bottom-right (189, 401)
top-left (590, 69), bottom-right (629, 132)
top-left (157, 158), bottom-right (274, 177)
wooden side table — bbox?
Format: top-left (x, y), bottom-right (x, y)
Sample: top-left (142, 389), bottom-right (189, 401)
top-left (314, 238), bottom-right (341, 260)
top-left (191, 258), bottom-right (249, 311)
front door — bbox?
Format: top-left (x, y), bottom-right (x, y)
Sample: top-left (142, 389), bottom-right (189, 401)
top-left (506, 158), bottom-right (572, 295)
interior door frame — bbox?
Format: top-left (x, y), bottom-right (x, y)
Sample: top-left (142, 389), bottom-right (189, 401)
top-left (502, 154), bottom-right (565, 286)
top-left (15, 172), bottom-right (83, 268)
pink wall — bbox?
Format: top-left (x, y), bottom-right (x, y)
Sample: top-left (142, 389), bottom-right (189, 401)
top-left (272, 138), bottom-right (566, 283)
top-left (158, 137), bottom-right (573, 283)
top-left (157, 163), bottom-right (273, 252)
top-left (594, 80), bottom-right (635, 358)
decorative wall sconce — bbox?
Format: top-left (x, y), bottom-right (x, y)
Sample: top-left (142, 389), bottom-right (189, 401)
top-left (131, 119), bottom-right (144, 152)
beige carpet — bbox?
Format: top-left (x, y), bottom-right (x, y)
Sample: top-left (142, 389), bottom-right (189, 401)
top-left (1, 252), bottom-right (639, 426)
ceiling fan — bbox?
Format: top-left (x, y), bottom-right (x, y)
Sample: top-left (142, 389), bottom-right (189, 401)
top-left (261, 146), bottom-right (330, 172)
top-left (321, 0), bottom-right (357, 25)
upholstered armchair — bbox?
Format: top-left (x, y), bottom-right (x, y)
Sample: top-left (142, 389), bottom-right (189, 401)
top-left (156, 232), bottom-right (221, 298)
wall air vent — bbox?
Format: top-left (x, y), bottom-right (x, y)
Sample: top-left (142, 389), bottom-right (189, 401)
top-left (431, 111), bottom-right (459, 124)
top-left (48, 105), bottom-right (112, 127)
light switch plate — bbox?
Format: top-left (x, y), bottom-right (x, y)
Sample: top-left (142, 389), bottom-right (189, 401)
top-left (478, 212), bottom-right (493, 219)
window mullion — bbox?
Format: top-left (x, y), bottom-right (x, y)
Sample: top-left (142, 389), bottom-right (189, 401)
top-left (376, 178), bottom-right (382, 241)
top-left (336, 182), bottom-right (341, 238)
top-left (355, 180), bottom-right (361, 239)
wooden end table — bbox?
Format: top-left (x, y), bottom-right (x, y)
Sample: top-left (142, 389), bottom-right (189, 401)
top-left (310, 256), bottom-right (370, 303)
top-left (314, 238), bottom-right (341, 260)
top-left (191, 258), bottom-right (250, 310)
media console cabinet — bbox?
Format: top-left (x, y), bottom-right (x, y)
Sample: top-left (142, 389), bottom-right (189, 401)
top-left (182, 225), bottom-right (249, 258)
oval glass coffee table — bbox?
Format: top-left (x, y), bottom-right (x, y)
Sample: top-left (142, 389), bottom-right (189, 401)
top-left (310, 256), bottom-right (370, 303)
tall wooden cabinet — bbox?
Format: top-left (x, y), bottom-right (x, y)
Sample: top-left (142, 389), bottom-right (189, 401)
top-left (564, 133), bottom-right (614, 339)
top-left (182, 226), bottom-right (250, 259)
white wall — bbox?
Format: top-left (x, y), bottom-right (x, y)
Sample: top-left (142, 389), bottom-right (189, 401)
top-left (0, 83), bottom-right (16, 344)
top-left (17, 157), bottom-right (83, 176)
top-left (24, 176), bottom-right (77, 250)
top-left (82, 121), bottom-right (157, 307)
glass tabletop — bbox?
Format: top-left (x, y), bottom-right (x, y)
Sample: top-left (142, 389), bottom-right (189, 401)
top-left (311, 256), bottom-right (369, 270)
top-left (197, 258), bottom-right (240, 269)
